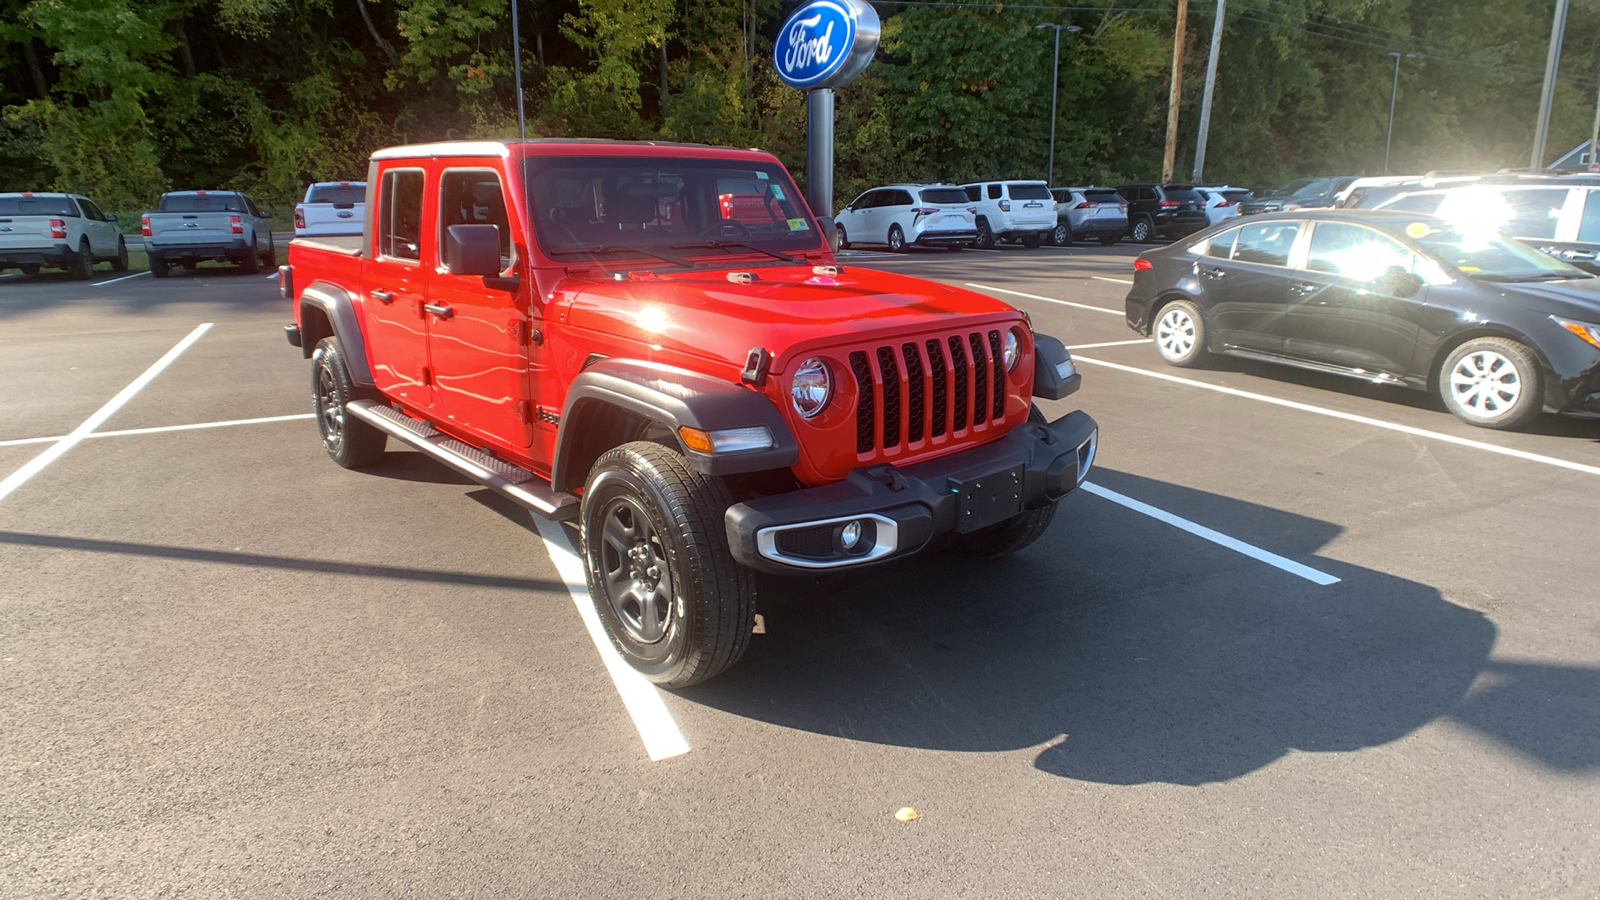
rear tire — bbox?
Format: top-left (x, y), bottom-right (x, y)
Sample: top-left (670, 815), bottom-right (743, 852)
top-left (68, 239), bottom-right (93, 279)
top-left (582, 442), bottom-right (755, 688)
top-left (239, 240), bottom-right (261, 274)
top-left (20, 264), bottom-right (40, 276)
top-left (1153, 298), bottom-right (1209, 368)
top-left (957, 406), bottom-right (1059, 559)
top-left (1438, 338), bottom-right (1544, 430)
top-left (111, 237), bottom-right (129, 272)
top-left (311, 336), bottom-right (387, 468)
top-left (887, 224), bottom-right (906, 252)
top-left (974, 218), bottom-right (995, 249)
top-left (149, 254), bottom-right (170, 278)
top-left (1098, 236), bottom-right (1118, 246)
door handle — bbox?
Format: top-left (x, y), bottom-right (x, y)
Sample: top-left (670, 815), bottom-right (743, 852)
top-left (1289, 281), bottom-right (1316, 295)
top-left (1200, 266), bottom-right (1226, 279)
top-left (423, 303), bottom-right (454, 319)
top-left (371, 290), bottom-right (394, 304)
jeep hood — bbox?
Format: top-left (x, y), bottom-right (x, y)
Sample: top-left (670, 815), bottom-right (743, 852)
top-left (560, 264), bottom-right (1024, 370)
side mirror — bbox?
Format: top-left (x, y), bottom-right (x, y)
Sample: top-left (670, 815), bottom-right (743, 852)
top-left (814, 215), bottom-right (837, 252)
top-left (445, 224), bottom-right (503, 276)
top-left (106, 213), bottom-right (118, 222)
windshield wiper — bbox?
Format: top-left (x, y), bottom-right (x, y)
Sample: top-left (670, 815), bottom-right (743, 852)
top-left (671, 240), bottom-right (796, 263)
top-left (552, 245), bottom-right (696, 268)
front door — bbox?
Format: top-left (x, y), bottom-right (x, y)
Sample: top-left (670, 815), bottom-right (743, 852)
top-left (426, 167), bottom-right (532, 451)
top-left (1281, 221), bottom-right (1428, 376)
top-left (361, 166), bottom-right (433, 409)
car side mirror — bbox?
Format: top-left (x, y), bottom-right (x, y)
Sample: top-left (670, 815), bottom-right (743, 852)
top-left (815, 215), bottom-right (837, 252)
top-left (445, 224), bottom-right (502, 276)
top-left (106, 213), bottom-right (118, 222)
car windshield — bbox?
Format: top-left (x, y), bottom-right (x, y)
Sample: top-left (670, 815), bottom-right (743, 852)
top-left (1399, 221), bottom-right (1590, 282)
top-left (0, 196), bottom-right (78, 216)
top-left (1288, 178), bottom-right (1341, 198)
top-left (1008, 184), bottom-right (1052, 200)
top-left (159, 194), bottom-right (243, 212)
top-left (307, 184), bottom-right (366, 205)
top-left (920, 188), bottom-right (969, 204)
top-left (523, 155), bottom-right (820, 259)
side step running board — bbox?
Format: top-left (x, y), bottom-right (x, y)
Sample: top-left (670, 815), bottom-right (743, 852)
top-left (347, 400), bottom-right (579, 521)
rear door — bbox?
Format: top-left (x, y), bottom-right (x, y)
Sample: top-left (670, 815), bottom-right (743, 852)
top-left (1199, 219), bottom-right (1305, 353)
top-left (1540, 187), bottom-right (1600, 273)
top-left (1280, 221), bottom-right (1429, 375)
top-left (425, 166), bottom-right (531, 450)
top-left (361, 166), bottom-right (434, 409)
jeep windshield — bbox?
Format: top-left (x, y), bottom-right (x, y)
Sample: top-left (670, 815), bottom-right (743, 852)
top-left (523, 156), bottom-right (822, 262)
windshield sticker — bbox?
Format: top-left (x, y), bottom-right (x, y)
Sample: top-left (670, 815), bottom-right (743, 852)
top-left (770, 184), bottom-right (786, 201)
top-left (756, 171), bottom-right (769, 180)
top-left (787, 217), bottom-right (810, 231)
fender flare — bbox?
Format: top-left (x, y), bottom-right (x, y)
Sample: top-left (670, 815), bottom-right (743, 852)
top-left (552, 358), bottom-right (800, 492)
top-left (298, 281), bottom-right (375, 388)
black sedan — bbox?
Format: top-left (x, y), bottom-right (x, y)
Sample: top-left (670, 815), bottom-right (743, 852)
top-left (1123, 210), bottom-right (1600, 429)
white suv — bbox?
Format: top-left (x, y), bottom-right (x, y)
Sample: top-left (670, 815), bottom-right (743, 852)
top-left (961, 180), bottom-right (1056, 249)
top-left (0, 192), bottom-right (128, 278)
top-left (834, 184), bottom-right (977, 251)
top-left (1373, 179), bottom-right (1600, 274)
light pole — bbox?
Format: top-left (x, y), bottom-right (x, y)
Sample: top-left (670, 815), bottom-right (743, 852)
top-left (1035, 23), bottom-right (1082, 186)
top-left (1531, 0), bottom-right (1571, 169)
top-left (1384, 51), bottom-right (1416, 175)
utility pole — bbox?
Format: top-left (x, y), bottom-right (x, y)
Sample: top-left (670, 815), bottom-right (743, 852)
top-left (1384, 52), bottom-right (1416, 175)
top-left (1191, 0), bottom-right (1225, 184)
top-left (1161, 0), bottom-right (1190, 183)
top-left (1588, 79), bottom-right (1600, 172)
top-left (1531, 0), bottom-right (1570, 169)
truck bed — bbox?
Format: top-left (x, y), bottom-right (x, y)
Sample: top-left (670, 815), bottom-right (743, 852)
top-left (291, 234), bottom-right (362, 256)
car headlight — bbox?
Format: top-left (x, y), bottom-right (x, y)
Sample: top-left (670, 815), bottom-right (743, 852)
top-left (1555, 317), bottom-right (1600, 350)
top-left (791, 357), bottom-right (832, 419)
top-left (1003, 328), bottom-right (1022, 371)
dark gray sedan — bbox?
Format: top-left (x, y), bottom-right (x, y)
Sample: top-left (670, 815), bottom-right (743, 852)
top-left (1123, 210), bottom-right (1600, 429)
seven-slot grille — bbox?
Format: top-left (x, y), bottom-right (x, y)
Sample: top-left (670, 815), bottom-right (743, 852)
top-left (849, 329), bottom-right (1010, 455)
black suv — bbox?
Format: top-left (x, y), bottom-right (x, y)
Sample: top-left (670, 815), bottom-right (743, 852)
top-left (1116, 183), bottom-right (1209, 242)
top-left (1239, 176), bottom-right (1358, 215)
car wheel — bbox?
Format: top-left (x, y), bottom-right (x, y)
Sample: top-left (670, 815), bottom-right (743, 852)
top-left (974, 218), bottom-right (995, 249)
top-left (111, 236), bottom-right (129, 272)
top-left (149, 254), bottom-right (170, 278)
top-left (887, 224), bottom-right (906, 252)
top-left (837, 224), bottom-right (851, 250)
top-left (1051, 224), bottom-right (1071, 246)
top-left (20, 264), bottom-right (40, 276)
top-left (1098, 236), bottom-right (1119, 246)
top-left (1130, 217), bottom-right (1154, 243)
top-left (263, 235), bottom-right (277, 267)
top-left (1153, 298), bottom-right (1208, 368)
top-left (239, 239), bottom-right (261, 274)
top-left (957, 406), bottom-right (1059, 558)
top-left (68, 239), bottom-right (94, 279)
top-left (1439, 338), bottom-right (1544, 430)
top-left (582, 441), bottom-right (756, 688)
top-left (1020, 233), bottom-right (1043, 249)
top-left (311, 336), bottom-right (387, 468)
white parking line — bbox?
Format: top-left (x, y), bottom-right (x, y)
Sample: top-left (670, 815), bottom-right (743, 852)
top-left (1081, 481), bottom-right (1340, 585)
top-left (1065, 339), bottom-right (1151, 350)
top-left (92, 271), bottom-right (151, 287)
top-left (1075, 355), bottom-right (1600, 479)
top-left (0, 323), bottom-right (212, 502)
top-left (1091, 275), bottom-right (1134, 285)
top-left (964, 282), bottom-right (1122, 315)
top-left (0, 413), bottom-right (316, 448)
top-left (532, 516), bottom-right (691, 761)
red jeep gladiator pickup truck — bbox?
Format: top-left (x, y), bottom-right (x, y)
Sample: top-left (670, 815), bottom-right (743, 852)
top-left (282, 140), bottom-right (1097, 686)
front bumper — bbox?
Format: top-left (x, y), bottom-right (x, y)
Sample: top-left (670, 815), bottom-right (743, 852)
top-left (725, 410), bottom-right (1098, 574)
top-left (0, 244), bottom-right (73, 267)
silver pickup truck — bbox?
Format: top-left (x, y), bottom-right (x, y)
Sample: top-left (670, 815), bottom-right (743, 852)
top-left (140, 191), bottom-right (276, 277)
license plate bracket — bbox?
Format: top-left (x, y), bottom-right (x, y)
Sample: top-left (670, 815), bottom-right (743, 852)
top-left (950, 464), bottom-right (1025, 533)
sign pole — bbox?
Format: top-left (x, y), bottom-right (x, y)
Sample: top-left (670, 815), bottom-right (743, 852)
top-left (807, 89), bottom-right (835, 220)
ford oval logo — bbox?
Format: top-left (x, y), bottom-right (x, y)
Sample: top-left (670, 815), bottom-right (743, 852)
top-left (336, 210), bottom-right (353, 218)
top-left (773, 0), bottom-right (879, 90)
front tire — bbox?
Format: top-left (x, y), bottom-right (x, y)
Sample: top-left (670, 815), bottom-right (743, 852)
top-left (111, 236), bottom-right (129, 272)
top-left (1153, 298), bottom-right (1209, 368)
top-left (837, 224), bottom-right (851, 250)
top-left (582, 442), bottom-right (756, 688)
top-left (957, 406), bottom-right (1059, 558)
top-left (262, 235), bottom-right (277, 267)
top-left (1439, 338), bottom-right (1543, 430)
top-left (311, 337), bottom-right (387, 468)
top-left (887, 224), bottom-right (906, 252)
top-left (1051, 224), bottom-right (1071, 246)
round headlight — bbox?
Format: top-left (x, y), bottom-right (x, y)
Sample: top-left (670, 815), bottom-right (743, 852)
top-left (791, 357), bottom-right (832, 419)
top-left (1003, 328), bottom-right (1022, 371)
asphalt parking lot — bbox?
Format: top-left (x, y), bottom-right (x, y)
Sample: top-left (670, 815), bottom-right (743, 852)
top-left (3, 246), bottom-right (1598, 898)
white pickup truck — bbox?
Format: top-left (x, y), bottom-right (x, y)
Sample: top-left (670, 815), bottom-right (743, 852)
top-left (140, 190), bottom-right (276, 277)
top-left (293, 182), bottom-right (366, 237)
top-left (0, 192), bottom-right (128, 278)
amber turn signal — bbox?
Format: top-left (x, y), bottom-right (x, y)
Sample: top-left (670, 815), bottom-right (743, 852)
top-left (678, 427), bottom-right (715, 453)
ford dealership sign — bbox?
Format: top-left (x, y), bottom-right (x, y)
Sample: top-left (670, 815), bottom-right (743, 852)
top-left (774, 0), bottom-right (880, 90)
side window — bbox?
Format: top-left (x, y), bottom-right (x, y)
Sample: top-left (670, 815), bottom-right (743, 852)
top-left (1231, 221), bottom-right (1301, 266)
top-left (1497, 189), bottom-right (1565, 239)
top-left (849, 191), bottom-right (872, 210)
top-left (964, 186), bottom-right (980, 202)
top-left (1203, 227), bottom-right (1240, 259)
top-left (78, 199), bottom-right (105, 221)
top-left (439, 169), bottom-right (512, 267)
top-left (1383, 193), bottom-right (1443, 214)
top-left (1306, 222), bottom-right (1413, 280)
top-left (863, 191), bottom-right (885, 209)
top-left (378, 169), bottom-right (425, 261)
top-left (892, 190), bottom-right (913, 207)
top-left (987, 184), bottom-right (1001, 200)
top-left (1579, 190), bottom-right (1600, 243)
top-left (244, 195), bottom-right (263, 218)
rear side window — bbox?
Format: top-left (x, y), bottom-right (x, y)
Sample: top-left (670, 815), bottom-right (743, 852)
top-left (1231, 221), bottom-right (1300, 266)
top-left (1579, 190), bottom-right (1600, 243)
top-left (964, 186), bottom-right (980, 202)
top-left (890, 190), bottom-right (913, 207)
top-left (307, 184), bottom-right (367, 206)
top-left (921, 188), bottom-right (969, 205)
top-left (159, 193), bottom-right (243, 212)
top-left (1008, 184), bottom-right (1052, 201)
top-left (1084, 189), bottom-right (1123, 204)
top-left (987, 185), bottom-right (1002, 200)
top-left (0, 196), bottom-right (80, 216)
top-left (1497, 188), bottom-right (1566, 239)
top-left (1383, 193), bottom-right (1443, 214)
top-left (377, 169), bottom-right (425, 261)
top-left (1203, 227), bottom-right (1240, 259)
top-left (440, 169), bottom-right (512, 267)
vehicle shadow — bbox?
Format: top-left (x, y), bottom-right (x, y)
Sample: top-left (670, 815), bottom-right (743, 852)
top-left (679, 469), bottom-right (1598, 783)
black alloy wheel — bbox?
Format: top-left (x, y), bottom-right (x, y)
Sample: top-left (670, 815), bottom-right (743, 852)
top-left (1130, 217), bottom-right (1153, 243)
top-left (149, 253), bottom-right (170, 278)
top-left (310, 337), bottom-right (387, 468)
